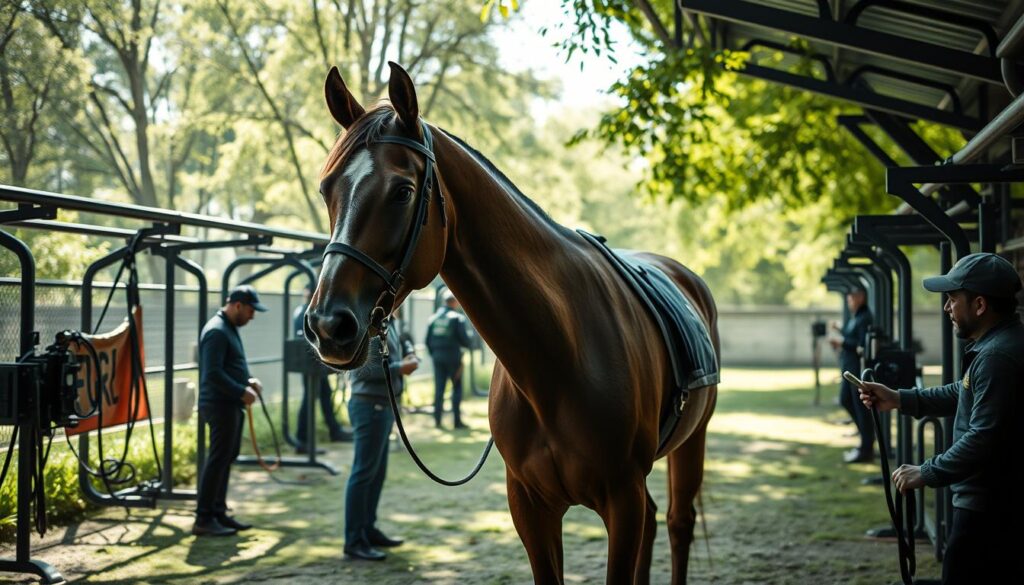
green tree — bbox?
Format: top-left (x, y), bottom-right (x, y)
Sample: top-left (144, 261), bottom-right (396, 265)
top-left (549, 1), bottom-right (970, 306)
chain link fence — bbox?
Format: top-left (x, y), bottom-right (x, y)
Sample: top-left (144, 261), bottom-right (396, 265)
top-left (0, 276), bottom-right (489, 428)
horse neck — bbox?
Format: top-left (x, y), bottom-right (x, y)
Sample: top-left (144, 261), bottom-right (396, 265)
top-left (432, 132), bottom-right (581, 383)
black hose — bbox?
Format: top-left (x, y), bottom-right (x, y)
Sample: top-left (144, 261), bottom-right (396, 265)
top-left (865, 368), bottom-right (916, 585)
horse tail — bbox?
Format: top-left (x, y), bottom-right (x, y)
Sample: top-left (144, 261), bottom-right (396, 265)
top-left (697, 487), bottom-right (713, 569)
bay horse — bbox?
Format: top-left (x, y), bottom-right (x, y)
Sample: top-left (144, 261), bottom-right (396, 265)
top-left (304, 62), bottom-right (719, 585)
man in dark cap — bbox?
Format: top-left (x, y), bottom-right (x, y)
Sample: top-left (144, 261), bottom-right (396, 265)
top-left (193, 284), bottom-right (268, 536)
top-left (859, 252), bottom-right (1023, 584)
top-left (830, 283), bottom-right (874, 463)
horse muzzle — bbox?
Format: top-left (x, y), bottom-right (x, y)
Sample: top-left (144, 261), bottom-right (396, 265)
top-left (304, 305), bottom-right (369, 369)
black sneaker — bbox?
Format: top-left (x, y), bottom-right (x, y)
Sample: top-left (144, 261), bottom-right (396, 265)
top-left (218, 515), bottom-right (253, 531)
top-left (296, 444), bottom-right (327, 455)
top-left (367, 527), bottom-right (404, 548)
top-left (330, 430), bottom-right (354, 443)
top-left (843, 448), bottom-right (874, 464)
top-left (344, 542), bottom-right (386, 561)
top-left (192, 517), bottom-right (237, 537)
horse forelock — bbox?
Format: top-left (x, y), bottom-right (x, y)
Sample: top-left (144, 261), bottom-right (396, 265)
top-left (319, 105), bottom-right (397, 184)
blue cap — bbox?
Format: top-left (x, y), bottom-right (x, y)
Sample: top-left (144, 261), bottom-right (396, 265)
top-left (922, 253), bottom-right (1022, 298)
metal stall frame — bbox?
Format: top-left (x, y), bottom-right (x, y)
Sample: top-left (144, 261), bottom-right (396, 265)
top-left (221, 254), bottom-right (338, 476)
top-left (0, 223), bottom-right (63, 584)
top-left (0, 184), bottom-right (331, 508)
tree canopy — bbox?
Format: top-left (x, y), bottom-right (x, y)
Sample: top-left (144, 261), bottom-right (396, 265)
top-left (549, 0), bottom-right (965, 305)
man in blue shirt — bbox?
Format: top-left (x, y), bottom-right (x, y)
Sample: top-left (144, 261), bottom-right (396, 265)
top-left (425, 289), bottom-right (472, 429)
top-left (860, 253), bottom-right (1023, 584)
top-left (193, 285), bottom-right (267, 537)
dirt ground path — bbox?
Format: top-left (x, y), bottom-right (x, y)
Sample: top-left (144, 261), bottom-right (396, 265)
top-left (2, 368), bottom-right (941, 584)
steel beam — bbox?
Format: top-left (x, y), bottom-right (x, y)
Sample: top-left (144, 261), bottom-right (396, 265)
top-left (0, 184), bottom-right (326, 244)
top-left (684, 0), bottom-right (1003, 85)
top-left (740, 64), bottom-right (983, 131)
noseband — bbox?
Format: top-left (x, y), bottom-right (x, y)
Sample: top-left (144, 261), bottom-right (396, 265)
top-left (322, 120), bottom-right (446, 330)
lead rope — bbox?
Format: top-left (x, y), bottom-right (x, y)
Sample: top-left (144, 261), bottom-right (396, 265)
top-left (376, 320), bottom-right (494, 486)
top-left (246, 390), bottom-right (282, 473)
top-left (864, 368), bottom-right (916, 585)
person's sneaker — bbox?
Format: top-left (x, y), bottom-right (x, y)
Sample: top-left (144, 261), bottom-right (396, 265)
top-left (192, 517), bottom-right (237, 537)
top-left (453, 422), bottom-right (469, 430)
top-left (344, 542), bottom-right (387, 561)
top-left (843, 448), bottom-right (874, 464)
top-left (218, 515), bottom-right (253, 531)
top-left (367, 527), bottom-right (404, 548)
top-left (296, 444), bottom-right (327, 455)
top-left (330, 430), bottom-right (354, 443)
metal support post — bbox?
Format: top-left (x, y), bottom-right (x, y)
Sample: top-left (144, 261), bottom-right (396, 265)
top-left (0, 228), bottom-right (64, 584)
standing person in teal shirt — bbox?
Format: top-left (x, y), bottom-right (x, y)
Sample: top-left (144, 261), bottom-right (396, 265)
top-left (859, 253), bottom-right (1023, 584)
top-left (425, 289), bottom-right (473, 429)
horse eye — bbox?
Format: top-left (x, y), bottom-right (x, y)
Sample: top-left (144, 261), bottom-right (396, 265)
top-left (394, 185), bottom-right (415, 203)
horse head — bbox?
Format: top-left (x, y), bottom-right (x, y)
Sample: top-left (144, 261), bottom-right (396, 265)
top-left (305, 62), bottom-right (449, 368)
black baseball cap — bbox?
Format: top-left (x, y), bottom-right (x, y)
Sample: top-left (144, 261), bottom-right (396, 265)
top-left (922, 253), bottom-right (1022, 298)
top-left (227, 285), bottom-right (269, 312)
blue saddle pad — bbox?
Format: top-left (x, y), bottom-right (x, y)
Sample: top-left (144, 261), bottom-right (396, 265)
top-left (577, 230), bottom-right (719, 450)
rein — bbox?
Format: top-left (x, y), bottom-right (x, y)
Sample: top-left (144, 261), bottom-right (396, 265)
top-left (377, 320), bottom-right (494, 487)
top-left (864, 368), bottom-right (916, 585)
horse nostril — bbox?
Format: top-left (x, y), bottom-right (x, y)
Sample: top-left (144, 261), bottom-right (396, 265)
top-left (310, 307), bottom-right (359, 345)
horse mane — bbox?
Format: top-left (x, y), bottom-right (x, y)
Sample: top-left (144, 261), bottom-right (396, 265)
top-left (440, 130), bottom-right (559, 229)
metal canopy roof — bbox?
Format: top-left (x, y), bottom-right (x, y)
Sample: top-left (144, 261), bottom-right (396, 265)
top-left (682, 0), bottom-right (1024, 138)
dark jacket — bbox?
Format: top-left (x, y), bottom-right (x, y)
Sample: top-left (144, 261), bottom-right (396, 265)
top-left (198, 310), bottom-right (251, 408)
top-left (425, 307), bottom-right (472, 362)
top-left (350, 333), bottom-right (412, 400)
top-left (840, 305), bottom-right (872, 370)
top-left (899, 315), bottom-right (1024, 512)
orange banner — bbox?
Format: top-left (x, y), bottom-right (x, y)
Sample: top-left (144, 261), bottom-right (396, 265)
top-left (66, 308), bottom-right (149, 436)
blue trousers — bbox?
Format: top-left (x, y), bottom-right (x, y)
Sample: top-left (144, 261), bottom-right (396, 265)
top-left (344, 396), bottom-right (394, 548)
top-left (432, 355), bottom-right (463, 426)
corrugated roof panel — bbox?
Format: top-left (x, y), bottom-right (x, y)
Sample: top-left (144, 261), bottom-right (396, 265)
top-left (857, 8), bottom-right (989, 53)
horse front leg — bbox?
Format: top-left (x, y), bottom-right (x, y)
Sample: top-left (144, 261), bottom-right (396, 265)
top-left (598, 480), bottom-right (648, 585)
top-left (666, 426), bottom-right (709, 585)
top-left (507, 473), bottom-right (568, 585)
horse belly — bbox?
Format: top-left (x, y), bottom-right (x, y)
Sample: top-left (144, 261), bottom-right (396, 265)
top-left (490, 388), bottom-right (649, 507)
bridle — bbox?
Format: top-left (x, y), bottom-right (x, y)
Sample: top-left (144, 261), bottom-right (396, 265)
top-left (320, 118), bottom-right (494, 487)
top-left (321, 119), bottom-right (446, 331)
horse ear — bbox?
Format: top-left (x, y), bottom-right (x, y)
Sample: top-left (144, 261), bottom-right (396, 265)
top-left (387, 62), bottom-right (419, 133)
top-left (325, 66), bottom-right (365, 129)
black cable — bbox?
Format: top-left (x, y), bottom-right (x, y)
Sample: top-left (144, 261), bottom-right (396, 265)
top-left (93, 231), bottom-right (144, 334)
top-left (0, 425), bottom-right (17, 490)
